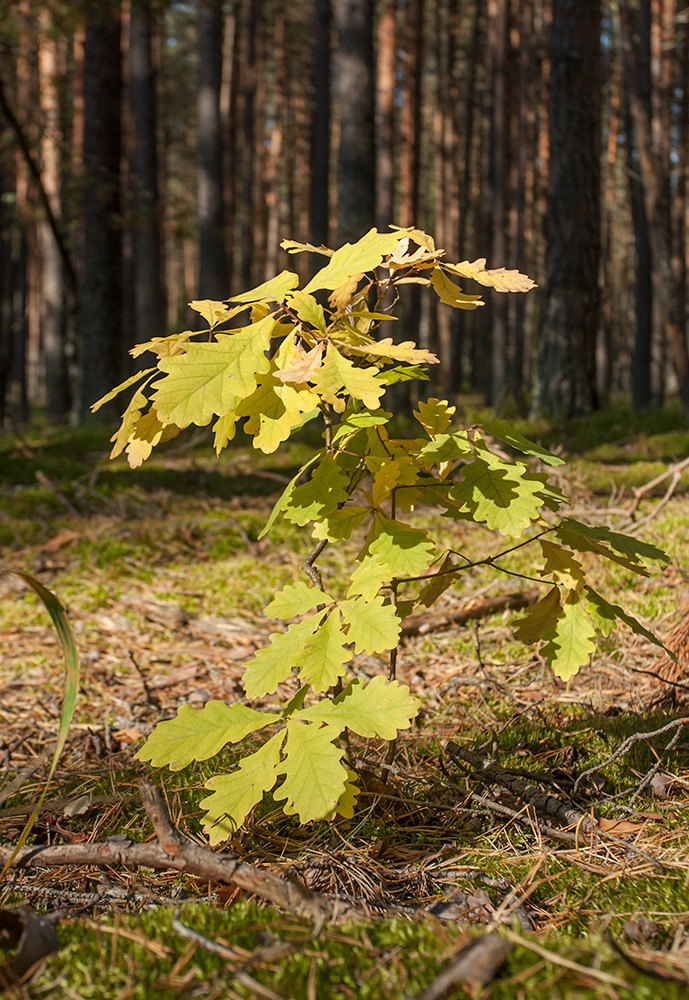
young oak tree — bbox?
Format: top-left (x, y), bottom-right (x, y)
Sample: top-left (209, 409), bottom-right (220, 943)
top-left (96, 227), bottom-right (671, 843)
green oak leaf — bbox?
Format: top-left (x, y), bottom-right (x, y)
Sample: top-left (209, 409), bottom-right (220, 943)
top-left (333, 768), bottom-right (360, 819)
top-left (554, 521), bottom-right (650, 576)
top-left (540, 592), bottom-right (596, 681)
top-left (200, 731), bottom-right (285, 844)
top-left (365, 512), bottom-right (436, 578)
top-left (311, 344), bottom-right (385, 410)
top-left (238, 375), bottom-right (317, 453)
top-left (414, 397), bottom-right (456, 435)
top-left (297, 675), bottom-right (419, 740)
top-left (416, 432), bottom-right (472, 467)
top-left (243, 615), bottom-right (324, 698)
top-left (284, 452), bottom-right (351, 526)
top-left (556, 518), bottom-right (668, 571)
top-left (286, 289), bottom-right (327, 332)
top-left (311, 505), bottom-right (370, 542)
top-left (153, 315), bottom-right (274, 427)
top-left (227, 270), bottom-right (299, 303)
top-left (377, 364), bottom-right (430, 384)
top-left (298, 608), bottom-right (352, 692)
top-left (331, 407), bottom-right (392, 446)
top-left (135, 701), bottom-right (280, 771)
top-left (264, 581), bottom-right (331, 619)
top-left (258, 452), bottom-right (322, 539)
top-left (346, 555), bottom-right (390, 600)
top-left (339, 594), bottom-right (401, 654)
top-left (512, 587), bottom-right (562, 644)
top-left (304, 228), bottom-right (409, 293)
top-left (487, 418), bottom-right (565, 466)
top-left (273, 722), bottom-right (348, 823)
top-left (585, 587), bottom-right (676, 655)
top-left (539, 539), bottom-right (586, 591)
top-left (449, 452), bottom-right (545, 536)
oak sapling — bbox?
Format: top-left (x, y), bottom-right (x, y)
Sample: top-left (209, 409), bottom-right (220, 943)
top-left (97, 226), bottom-right (672, 841)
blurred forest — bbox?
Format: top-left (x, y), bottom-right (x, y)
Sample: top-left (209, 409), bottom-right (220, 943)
top-left (0, 0), bottom-right (688, 427)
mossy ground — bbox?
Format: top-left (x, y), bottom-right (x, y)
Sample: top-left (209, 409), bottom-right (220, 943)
top-left (2, 402), bottom-right (689, 997)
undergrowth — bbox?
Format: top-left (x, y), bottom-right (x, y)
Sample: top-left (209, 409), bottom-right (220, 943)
top-left (2, 406), bottom-right (689, 997)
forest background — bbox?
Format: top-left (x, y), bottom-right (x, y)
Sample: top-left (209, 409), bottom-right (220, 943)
top-left (1, 0), bottom-right (689, 428)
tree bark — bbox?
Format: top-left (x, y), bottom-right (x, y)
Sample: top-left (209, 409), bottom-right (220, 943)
top-left (239, 0), bottom-right (257, 288)
top-left (619, 0), bottom-right (689, 415)
top-left (38, 13), bottom-right (71, 420)
top-left (130, 1), bottom-right (166, 346)
top-left (309, 0), bottom-right (331, 249)
top-left (198, 0), bottom-right (229, 301)
top-left (376, 0), bottom-right (396, 229)
top-left (534, 0), bottom-right (602, 418)
top-left (486, 0), bottom-right (510, 407)
top-left (78, 2), bottom-right (123, 422)
top-left (333, 0), bottom-right (375, 244)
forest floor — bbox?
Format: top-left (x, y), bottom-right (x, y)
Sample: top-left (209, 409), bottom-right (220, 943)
top-left (2, 401), bottom-right (689, 999)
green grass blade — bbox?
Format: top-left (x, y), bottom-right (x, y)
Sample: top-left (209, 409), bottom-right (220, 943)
top-left (0, 570), bottom-right (80, 884)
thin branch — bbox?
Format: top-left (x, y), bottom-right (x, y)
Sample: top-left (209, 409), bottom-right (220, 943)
top-left (301, 539), bottom-right (327, 590)
top-left (573, 718), bottom-right (689, 794)
top-left (0, 71), bottom-right (78, 301)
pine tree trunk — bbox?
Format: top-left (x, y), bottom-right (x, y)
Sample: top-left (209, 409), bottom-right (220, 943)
top-left (198, 0), bottom-right (229, 301)
top-left (309, 0), bottom-right (331, 248)
top-left (38, 11), bottom-right (71, 420)
top-left (619, 0), bottom-right (689, 415)
top-left (534, 0), bottom-right (602, 417)
top-left (78, 2), bottom-right (123, 422)
top-left (239, 0), bottom-right (257, 288)
top-left (130, 1), bottom-right (166, 346)
top-left (333, 0), bottom-right (375, 244)
top-left (376, 0), bottom-right (396, 229)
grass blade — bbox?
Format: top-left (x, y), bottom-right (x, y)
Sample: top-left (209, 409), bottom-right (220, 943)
top-left (0, 570), bottom-right (80, 884)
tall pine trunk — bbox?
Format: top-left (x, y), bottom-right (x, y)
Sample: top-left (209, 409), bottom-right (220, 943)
top-left (333, 0), bottom-right (375, 244)
top-left (38, 11), bottom-right (71, 420)
top-left (130, 1), bottom-right (166, 345)
top-left (534, 0), bottom-right (602, 417)
top-left (78, 2), bottom-right (123, 421)
top-left (198, 0), bottom-right (229, 300)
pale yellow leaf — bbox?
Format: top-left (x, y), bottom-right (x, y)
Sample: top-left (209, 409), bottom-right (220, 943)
top-left (430, 268), bottom-right (485, 309)
top-left (445, 259), bottom-right (537, 293)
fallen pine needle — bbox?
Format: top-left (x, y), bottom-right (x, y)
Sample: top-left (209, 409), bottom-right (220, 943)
top-left (500, 926), bottom-right (629, 988)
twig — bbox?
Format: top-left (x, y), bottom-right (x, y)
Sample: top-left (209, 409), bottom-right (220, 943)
top-left (400, 588), bottom-right (540, 638)
top-left (447, 744), bottom-right (588, 830)
top-left (607, 933), bottom-right (689, 984)
top-left (301, 539), bottom-right (327, 590)
top-left (34, 471), bottom-right (81, 519)
top-left (627, 721), bottom-right (687, 808)
top-left (171, 914), bottom-right (290, 1000)
top-left (409, 933), bottom-right (513, 1000)
top-left (500, 926), bottom-right (628, 988)
top-left (623, 455), bottom-right (689, 527)
top-left (0, 780), bottom-right (443, 927)
top-left (452, 747), bottom-right (668, 870)
top-left (573, 718), bottom-right (689, 794)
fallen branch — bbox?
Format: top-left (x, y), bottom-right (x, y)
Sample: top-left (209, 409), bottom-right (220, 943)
top-left (446, 743), bottom-right (587, 830)
top-left (409, 932), bottom-right (513, 1000)
top-left (624, 455), bottom-right (689, 526)
top-left (573, 718), bottom-right (689, 795)
top-left (0, 780), bottom-right (448, 928)
top-left (400, 588), bottom-right (540, 638)
top-left (448, 745), bottom-right (667, 871)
